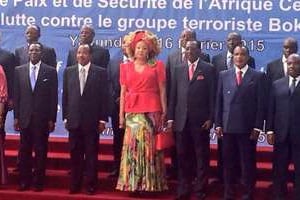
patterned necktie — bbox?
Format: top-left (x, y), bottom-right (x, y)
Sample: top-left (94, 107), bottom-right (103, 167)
top-left (236, 70), bottom-right (243, 86)
top-left (189, 63), bottom-right (195, 80)
top-left (290, 78), bottom-right (296, 95)
top-left (80, 67), bottom-right (86, 95)
top-left (30, 65), bottom-right (37, 90)
top-left (227, 55), bottom-right (233, 68)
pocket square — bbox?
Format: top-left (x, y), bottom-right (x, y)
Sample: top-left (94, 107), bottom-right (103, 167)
top-left (196, 75), bottom-right (205, 80)
top-left (43, 79), bottom-right (48, 82)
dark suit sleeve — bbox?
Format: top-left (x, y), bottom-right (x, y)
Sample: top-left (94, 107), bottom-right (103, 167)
top-left (167, 64), bottom-right (177, 120)
top-left (208, 66), bottom-right (216, 122)
top-left (215, 72), bottom-right (224, 127)
top-left (66, 50), bottom-right (75, 67)
top-left (248, 57), bottom-right (256, 68)
top-left (165, 55), bottom-right (172, 103)
top-left (98, 69), bottom-right (109, 122)
top-left (62, 68), bottom-right (68, 120)
top-left (47, 47), bottom-right (57, 68)
top-left (254, 73), bottom-right (267, 129)
top-left (266, 82), bottom-right (275, 132)
top-left (14, 49), bottom-right (21, 67)
top-left (102, 49), bottom-right (110, 69)
top-left (13, 68), bottom-right (20, 119)
top-left (49, 68), bottom-right (58, 122)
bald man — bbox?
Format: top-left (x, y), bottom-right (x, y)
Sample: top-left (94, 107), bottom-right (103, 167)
top-left (266, 37), bottom-right (298, 83)
top-left (66, 24), bottom-right (110, 68)
top-left (15, 25), bottom-right (57, 68)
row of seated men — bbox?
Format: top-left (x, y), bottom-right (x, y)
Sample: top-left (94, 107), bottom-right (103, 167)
top-left (0, 24), bottom-right (298, 200)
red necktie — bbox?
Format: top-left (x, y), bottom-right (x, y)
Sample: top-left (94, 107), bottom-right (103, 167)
top-left (236, 70), bottom-right (243, 86)
top-left (189, 63), bottom-right (195, 80)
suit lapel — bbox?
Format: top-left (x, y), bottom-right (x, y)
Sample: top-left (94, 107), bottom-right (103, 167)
top-left (23, 64), bottom-right (32, 92)
top-left (82, 65), bottom-right (95, 95)
top-left (239, 67), bottom-right (253, 88)
top-left (190, 61), bottom-right (202, 83)
top-left (34, 64), bottom-right (46, 91)
top-left (275, 61), bottom-right (285, 78)
top-left (72, 65), bottom-right (81, 95)
top-left (228, 68), bottom-right (239, 101)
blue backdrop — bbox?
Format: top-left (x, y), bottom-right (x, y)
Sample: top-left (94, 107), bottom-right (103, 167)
top-left (0, 0), bottom-right (299, 145)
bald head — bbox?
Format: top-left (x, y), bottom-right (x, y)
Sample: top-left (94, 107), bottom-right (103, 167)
top-left (226, 32), bottom-right (242, 53)
top-left (25, 25), bottom-right (41, 43)
top-left (287, 53), bottom-right (300, 78)
top-left (283, 37), bottom-right (298, 58)
top-left (180, 28), bottom-right (197, 48)
top-left (79, 24), bottom-right (95, 44)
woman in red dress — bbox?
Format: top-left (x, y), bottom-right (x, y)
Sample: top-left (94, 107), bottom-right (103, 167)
top-left (116, 30), bottom-right (168, 192)
top-left (0, 65), bottom-right (8, 186)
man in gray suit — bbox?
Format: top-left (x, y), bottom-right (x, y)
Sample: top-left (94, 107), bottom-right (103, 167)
top-left (63, 44), bottom-right (108, 195)
top-left (15, 25), bottom-right (57, 68)
top-left (168, 40), bottom-right (215, 200)
top-left (215, 46), bottom-right (266, 200)
top-left (14, 42), bottom-right (58, 192)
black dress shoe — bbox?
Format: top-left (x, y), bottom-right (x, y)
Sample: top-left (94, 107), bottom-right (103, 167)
top-left (69, 187), bottom-right (80, 194)
top-left (18, 183), bottom-right (30, 191)
top-left (175, 193), bottom-right (191, 200)
top-left (196, 192), bottom-right (207, 200)
top-left (33, 185), bottom-right (44, 192)
top-left (86, 187), bottom-right (96, 195)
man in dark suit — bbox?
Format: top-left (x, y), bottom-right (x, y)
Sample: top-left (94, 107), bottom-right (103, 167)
top-left (211, 32), bottom-right (256, 183)
top-left (266, 37), bottom-right (298, 83)
top-left (165, 29), bottom-right (210, 179)
top-left (66, 24), bottom-right (110, 68)
top-left (62, 44), bottom-right (108, 195)
top-left (212, 32), bottom-right (255, 73)
top-left (0, 44), bottom-right (16, 136)
top-left (14, 42), bottom-right (58, 192)
top-left (266, 53), bottom-right (300, 200)
top-left (13, 25), bottom-right (57, 173)
top-left (215, 46), bottom-right (266, 200)
top-left (15, 25), bottom-right (57, 68)
top-left (167, 40), bottom-right (215, 200)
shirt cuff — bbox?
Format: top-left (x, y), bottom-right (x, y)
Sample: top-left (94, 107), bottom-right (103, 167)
top-left (254, 128), bottom-right (262, 132)
top-left (99, 120), bottom-right (106, 124)
top-left (266, 131), bottom-right (274, 135)
top-left (167, 120), bottom-right (173, 123)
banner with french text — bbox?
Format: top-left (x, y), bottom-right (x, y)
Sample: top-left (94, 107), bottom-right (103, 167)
top-left (0, 0), bottom-right (299, 145)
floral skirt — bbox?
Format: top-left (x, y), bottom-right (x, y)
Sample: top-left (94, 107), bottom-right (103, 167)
top-left (116, 112), bottom-right (168, 192)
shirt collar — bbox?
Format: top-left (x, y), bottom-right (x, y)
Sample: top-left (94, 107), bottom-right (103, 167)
top-left (227, 51), bottom-right (233, 58)
top-left (188, 58), bottom-right (200, 67)
top-left (29, 61), bottom-right (41, 70)
top-left (282, 55), bottom-right (287, 63)
top-left (289, 75), bottom-right (300, 82)
top-left (78, 62), bottom-right (91, 72)
top-left (235, 64), bottom-right (249, 74)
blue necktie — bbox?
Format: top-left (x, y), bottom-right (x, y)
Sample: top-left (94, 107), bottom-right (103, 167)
top-left (30, 65), bottom-right (37, 90)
